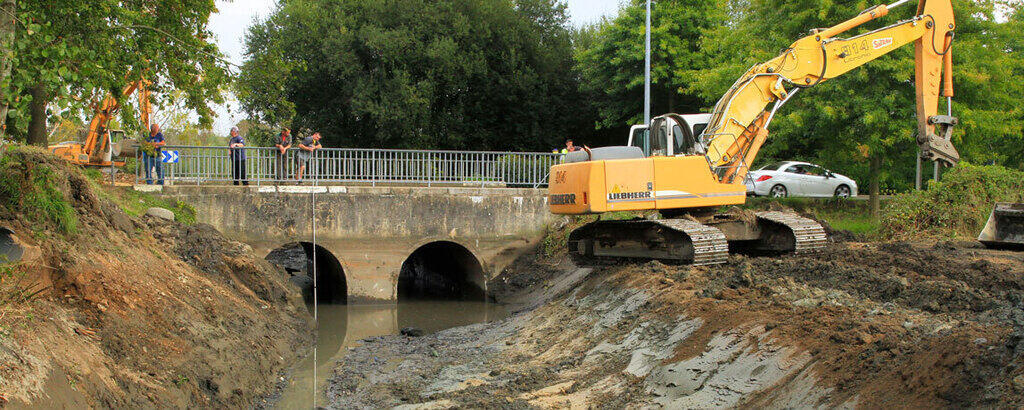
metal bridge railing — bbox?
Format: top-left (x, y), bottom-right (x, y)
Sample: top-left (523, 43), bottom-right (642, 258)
top-left (136, 146), bottom-right (560, 188)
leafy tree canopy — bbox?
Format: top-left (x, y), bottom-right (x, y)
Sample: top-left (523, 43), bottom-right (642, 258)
top-left (574, 0), bottom-right (724, 130)
top-left (6, 0), bottom-right (230, 144)
top-left (237, 0), bottom-right (587, 151)
top-left (684, 0), bottom-right (1024, 193)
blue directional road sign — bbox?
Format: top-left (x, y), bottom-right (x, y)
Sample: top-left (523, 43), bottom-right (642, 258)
top-left (161, 150), bottom-right (180, 163)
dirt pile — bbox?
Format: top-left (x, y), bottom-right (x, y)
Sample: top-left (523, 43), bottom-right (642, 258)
top-left (323, 239), bottom-right (1024, 407)
top-left (0, 147), bottom-right (311, 408)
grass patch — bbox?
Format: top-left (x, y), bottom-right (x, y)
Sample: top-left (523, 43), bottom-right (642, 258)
top-left (740, 197), bottom-right (880, 239)
top-left (0, 149), bottom-right (79, 235)
top-left (881, 163), bottom-right (1024, 240)
top-left (83, 174), bottom-right (196, 224)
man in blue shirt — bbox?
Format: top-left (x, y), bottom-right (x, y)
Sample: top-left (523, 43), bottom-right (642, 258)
top-left (143, 124), bottom-right (165, 185)
top-left (229, 126), bottom-right (249, 186)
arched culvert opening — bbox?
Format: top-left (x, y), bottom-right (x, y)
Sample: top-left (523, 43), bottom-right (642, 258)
top-left (0, 228), bottom-right (23, 263)
top-left (398, 241), bottom-right (485, 301)
top-left (265, 242), bottom-right (347, 305)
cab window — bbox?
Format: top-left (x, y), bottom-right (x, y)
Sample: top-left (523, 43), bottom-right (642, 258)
top-left (672, 124), bottom-right (688, 155)
top-left (630, 127), bottom-right (649, 157)
top-left (650, 119), bottom-right (668, 156)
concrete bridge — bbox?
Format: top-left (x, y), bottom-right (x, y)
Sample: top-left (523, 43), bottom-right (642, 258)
top-left (139, 184), bottom-right (556, 304)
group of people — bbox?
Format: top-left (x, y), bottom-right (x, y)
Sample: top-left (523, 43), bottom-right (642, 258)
top-left (141, 124), bottom-right (323, 186)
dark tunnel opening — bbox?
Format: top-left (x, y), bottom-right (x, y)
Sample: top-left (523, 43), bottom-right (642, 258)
top-left (265, 242), bottom-right (347, 305)
top-left (398, 241), bottom-right (486, 301)
top-left (0, 227), bottom-right (23, 263)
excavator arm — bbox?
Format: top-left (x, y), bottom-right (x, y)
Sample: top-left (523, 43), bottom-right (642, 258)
top-left (703, 0), bottom-right (957, 183)
top-left (83, 79), bottom-right (151, 164)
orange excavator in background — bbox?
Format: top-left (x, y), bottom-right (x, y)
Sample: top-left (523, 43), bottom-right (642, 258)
top-left (548, 0), bottom-right (964, 264)
top-left (49, 79), bottom-right (152, 167)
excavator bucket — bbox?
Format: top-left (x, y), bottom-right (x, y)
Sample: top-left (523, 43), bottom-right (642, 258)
top-left (978, 203), bottom-right (1024, 250)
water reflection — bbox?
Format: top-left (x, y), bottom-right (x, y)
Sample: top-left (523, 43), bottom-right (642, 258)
top-left (275, 301), bottom-right (507, 409)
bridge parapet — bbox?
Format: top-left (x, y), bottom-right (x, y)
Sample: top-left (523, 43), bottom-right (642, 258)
top-left (136, 145), bottom-right (559, 188)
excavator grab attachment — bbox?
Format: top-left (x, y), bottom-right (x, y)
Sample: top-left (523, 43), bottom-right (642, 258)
top-left (978, 203), bottom-right (1024, 250)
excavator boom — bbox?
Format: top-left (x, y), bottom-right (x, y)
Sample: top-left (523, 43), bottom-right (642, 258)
top-left (705, 0), bottom-right (957, 183)
top-left (50, 78), bottom-right (151, 167)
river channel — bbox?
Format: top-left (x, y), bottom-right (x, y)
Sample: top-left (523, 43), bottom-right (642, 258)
top-left (274, 301), bottom-right (508, 408)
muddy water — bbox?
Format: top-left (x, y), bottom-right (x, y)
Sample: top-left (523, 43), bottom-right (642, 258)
top-left (274, 301), bottom-right (507, 409)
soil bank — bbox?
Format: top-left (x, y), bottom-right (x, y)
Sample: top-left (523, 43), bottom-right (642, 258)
top-left (323, 238), bottom-right (1024, 408)
top-left (0, 148), bottom-right (312, 408)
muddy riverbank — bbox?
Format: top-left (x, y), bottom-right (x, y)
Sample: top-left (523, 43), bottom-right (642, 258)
top-left (323, 239), bottom-right (1024, 408)
top-left (0, 149), bottom-right (311, 408)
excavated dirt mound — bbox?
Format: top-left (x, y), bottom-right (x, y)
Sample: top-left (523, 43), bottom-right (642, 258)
top-left (323, 240), bottom-right (1024, 408)
top-left (0, 148), bottom-right (311, 408)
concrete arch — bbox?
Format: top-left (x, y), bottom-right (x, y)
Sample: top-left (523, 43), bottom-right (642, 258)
top-left (265, 242), bottom-right (349, 304)
top-left (398, 240), bottom-right (486, 301)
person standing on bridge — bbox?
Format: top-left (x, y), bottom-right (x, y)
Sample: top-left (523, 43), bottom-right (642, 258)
top-left (295, 131), bottom-right (322, 182)
top-left (229, 126), bottom-right (249, 186)
top-left (274, 127), bottom-right (292, 182)
top-left (143, 123), bottom-right (166, 185)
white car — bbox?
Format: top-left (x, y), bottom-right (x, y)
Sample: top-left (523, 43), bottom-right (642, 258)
top-left (745, 161), bottom-right (858, 198)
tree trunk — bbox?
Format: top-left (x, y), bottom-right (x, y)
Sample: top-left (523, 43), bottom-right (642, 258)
top-left (0, 0), bottom-right (16, 153)
top-left (27, 84), bottom-right (48, 147)
top-left (869, 154), bottom-right (882, 217)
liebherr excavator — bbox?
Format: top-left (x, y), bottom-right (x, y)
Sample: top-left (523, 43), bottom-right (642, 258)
top-left (548, 0), bottom-right (959, 265)
top-left (49, 79), bottom-right (152, 167)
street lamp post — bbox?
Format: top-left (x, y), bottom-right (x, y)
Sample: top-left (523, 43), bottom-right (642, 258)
top-left (644, 0), bottom-right (651, 126)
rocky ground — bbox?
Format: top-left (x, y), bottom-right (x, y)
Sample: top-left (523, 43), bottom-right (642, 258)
top-left (323, 238), bottom-right (1024, 408)
top-left (0, 149), bottom-right (311, 408)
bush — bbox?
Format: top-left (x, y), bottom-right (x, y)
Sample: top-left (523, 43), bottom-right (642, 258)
top-left (880, 163), bottom-right (1024, 240)
top-left (0, 148), bottom-right (79, 234)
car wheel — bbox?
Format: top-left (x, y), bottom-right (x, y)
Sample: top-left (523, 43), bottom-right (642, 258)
top-left (769, 184), bottom-right (787, 198)
top-left (834, 185), bottom-right (851, 199)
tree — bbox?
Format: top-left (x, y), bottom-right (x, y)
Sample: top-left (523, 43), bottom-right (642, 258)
top-left (4, 0), bottom-right (229, 146)
top-left (685, 0), bottom-right (1024, 213)
top-left (574, 0), bottom-right (725, 136)
top-left (0, 0), bottom-right (14, 148)
top-left (237, 0), bottom-right (590, 151)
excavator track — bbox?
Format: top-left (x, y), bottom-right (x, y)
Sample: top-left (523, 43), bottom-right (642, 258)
top-left (567, 211), bottom-right (826, 266)
top-left (754, 211), bottom-right (827, 253)
top-left (656, 219), bottom-right (730, 265)
top-left (567, 219), bottom-right (729, 266)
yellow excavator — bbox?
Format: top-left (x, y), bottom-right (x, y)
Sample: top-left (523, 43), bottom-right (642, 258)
top-left (49, 79), bottom-right (152, 167)
top-left (549, 0), bottom-right (960, 265)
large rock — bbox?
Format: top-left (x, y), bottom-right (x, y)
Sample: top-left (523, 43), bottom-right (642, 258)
top-left (145, 207), bottom-right (175, 221)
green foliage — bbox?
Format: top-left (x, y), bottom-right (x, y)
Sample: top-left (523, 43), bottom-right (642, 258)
top-left (575, 0), bottom-right (725, 129)
top-left (688, 0), bottom-right (1024, 193)
top-left (4, 0), bottom-right (229, 141)
top-left (881, 163), bottom-right (1024, 239)
top-left (236, 0), bottom-right (589, 151)
top-left (0, 150), bottom-right (78, 234)
top-left (742, 197), bottom-right (881, 239)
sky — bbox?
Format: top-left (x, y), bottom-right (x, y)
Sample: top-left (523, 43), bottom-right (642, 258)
top-left (207, 0), bottom-right (624, 134)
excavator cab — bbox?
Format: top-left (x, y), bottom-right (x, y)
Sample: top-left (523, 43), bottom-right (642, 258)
top-left (626, 114), bottom-right (711, 158)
